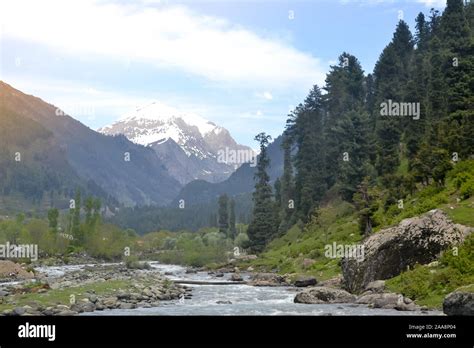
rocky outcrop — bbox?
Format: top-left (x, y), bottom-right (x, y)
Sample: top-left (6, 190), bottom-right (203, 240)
top-left (342, 210), bottom-right (466, 293)
top-left (443, 291), bottom-right (474, 316)
top-left (294, 286), bottom-right (356, 304)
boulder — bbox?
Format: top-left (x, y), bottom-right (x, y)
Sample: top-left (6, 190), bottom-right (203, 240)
top-left (294, 276), bottom-right (317, 287)
top-left (13, 307), bottom-right (26, 316)
top-left (443, 291), bottom-right (474, 316)
top-left (356, 292), bottom-right (419, 311)
top-left (342, 210), bottom-right (465, 293)
top-left (294, 286), bottom-right (356, 304)
top-left (120, 303), bottom-right (136, 310)
top-left (364, 280), bottom-right (385, 293)
top-left (216, 300), bottom-right (232, 304)
top-left (0, 260), bottom-right (35, 280)
top-left (318, 276), bottom-right (343, 288)
top-left (230, 273), bottom-right (243, 281)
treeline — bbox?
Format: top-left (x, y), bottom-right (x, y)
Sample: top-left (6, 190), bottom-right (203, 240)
top-left (0, 191), bottom-right (137, 260)
top-left (109, 193), bottom-right (253, 234)
top-left (247, 0), bottom-right (474, 252)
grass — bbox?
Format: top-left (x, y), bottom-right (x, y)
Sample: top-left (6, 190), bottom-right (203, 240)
top-left (385, 233), bottom-right (474, 309)
top-left (241, 161), bottom-right (474, 295)
top-left (241, 200), bottom-right (361, 280)
top-left (443, 197), bottom-right (474, 226)
top-left (0, 279), bottom-right (132, 312)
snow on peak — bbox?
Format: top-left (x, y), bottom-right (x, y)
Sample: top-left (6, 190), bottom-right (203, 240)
top-left (120, 101), bottom-right (216, 137)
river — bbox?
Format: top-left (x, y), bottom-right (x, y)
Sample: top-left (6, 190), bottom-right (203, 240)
top-left (70, 262), bottom-right (440, 316)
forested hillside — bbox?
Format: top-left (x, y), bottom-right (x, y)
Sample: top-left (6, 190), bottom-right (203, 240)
top-left (246, 0), bottom-right (473, 252)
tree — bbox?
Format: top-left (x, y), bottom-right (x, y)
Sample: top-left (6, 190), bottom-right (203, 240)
top-left (286, 86), bottom-right (327, 221)
top-left (72, 189), bottom-right (83, 245)
top-left (373, 21), bottom-right (414, 177)
top-left (247, 133), bottom-right (277, 253)
top-left (47, 208), bottom-right (59, 233)
top-left (218, 194), bottom-right (229, 236)
top-left (229, 198), bottom-right (236, 239)
top-left (353, 178), bottom-right (379, 236)
top-left (277, 136), bottom-right (295, 233)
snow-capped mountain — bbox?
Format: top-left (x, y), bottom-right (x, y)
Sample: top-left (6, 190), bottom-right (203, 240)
top-left (99, 102), bottom-right (255, 185)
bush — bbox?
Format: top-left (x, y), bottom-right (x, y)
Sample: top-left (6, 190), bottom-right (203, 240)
top-left (234, 233), bottom-right (249, 248)
top-left (459, 179), bottom-right (474, 200)
top-left (124, 255), bottom-right (151, 269)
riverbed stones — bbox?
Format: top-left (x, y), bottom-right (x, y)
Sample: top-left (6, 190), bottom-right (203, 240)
top-left (294, 276), bottom-right (317, 287)
top-left (248, 273), bottom-right (286, 286)
top-left (13, 307), bottom-right (26, 316)
top-left (356, 292), bottom-right (419, 311)
top-left (294, 287), bottom-right (356, 304)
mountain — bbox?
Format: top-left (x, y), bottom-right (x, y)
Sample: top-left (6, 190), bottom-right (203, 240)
top-left (98, 102), bottom-right (255, 185)
top-left (0, 81), bottom-right (181, 208)
top-left (172, 135), bottom-right (285, 207)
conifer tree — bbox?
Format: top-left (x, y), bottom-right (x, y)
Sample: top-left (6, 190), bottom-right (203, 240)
top-left (247, 133), bottom-right (276, 252)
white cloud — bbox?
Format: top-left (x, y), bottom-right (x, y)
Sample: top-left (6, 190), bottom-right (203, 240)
top-left (256, 91), bottom-right (273, 100)
top-left (1, 0), bottom-right (325, 89)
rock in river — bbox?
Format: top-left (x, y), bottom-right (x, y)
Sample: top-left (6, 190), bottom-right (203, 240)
top-left (294, 276), bottom-right (317, 287)
top-left (294, 287), bottom-right (356, 304)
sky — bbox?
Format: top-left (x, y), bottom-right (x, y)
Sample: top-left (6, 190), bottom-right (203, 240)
top-left (0, 0), bottom-right (447, 148)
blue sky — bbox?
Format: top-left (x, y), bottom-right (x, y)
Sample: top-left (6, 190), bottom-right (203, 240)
top-left (0, 0), bottom-right (446, 148)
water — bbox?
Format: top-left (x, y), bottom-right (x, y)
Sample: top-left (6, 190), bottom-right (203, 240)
top-left (78, 262), bottom-right (443, 316)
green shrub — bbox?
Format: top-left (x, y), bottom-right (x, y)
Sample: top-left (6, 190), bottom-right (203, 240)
top-left (459, 179), bottom-right (474, 200)
top-left (124, 255), bottom-right (151, 269)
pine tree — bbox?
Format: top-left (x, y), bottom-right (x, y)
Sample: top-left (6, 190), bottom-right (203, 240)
top-left (218, 194), bottom-right (229, 236)
top-left (277, 136), bottom-right (296, 233)
top-left (247, 133), bottom-right (276, 253)
top-left (287, 86), bottom-right (327, 221)
top-left (72, 189), bottom-right (83, 244)
top-left (373, 21), bottom-right (414, 177)
top-left (47, 208), bottom-right (59, 233)
top-left (229, 198), bottom-right (236, 239)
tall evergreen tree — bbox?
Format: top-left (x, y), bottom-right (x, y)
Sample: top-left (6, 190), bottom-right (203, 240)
top-left (247, 133), bottom-right (276, 253)
top-left (277, 136), bottom-right (296, 233)
top-left (218, 194), bottom-right (229, 236)
top-left (286, 86), bottom-right (327, 221)
top-left (229, 198), bottom-right (236, 239)
top-left (72, 189), bottom-right (83, 244)
top-left (47, 208), bottom-right (59, 233)
top-left (373, 21), bottom-right (414, 177)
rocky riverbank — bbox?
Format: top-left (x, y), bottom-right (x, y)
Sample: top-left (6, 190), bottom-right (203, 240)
top-left (293, 280), bottom-right (430, 312)
top-left (0, 263), bottom-right (191, 316)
